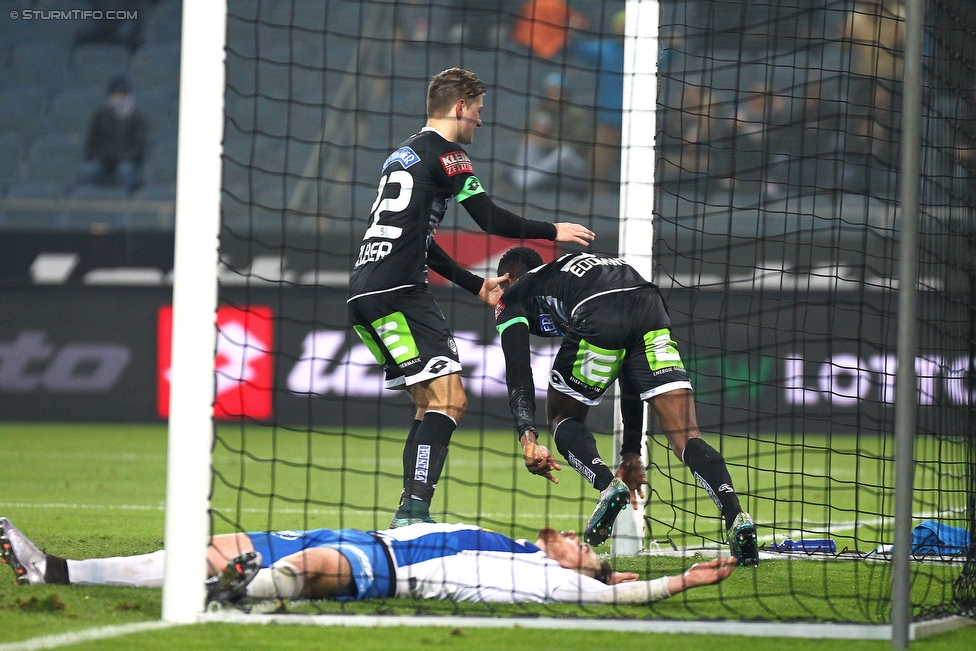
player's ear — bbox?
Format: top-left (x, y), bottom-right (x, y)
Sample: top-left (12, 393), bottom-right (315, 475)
top-left (455, 98), bottom-right (466, 119)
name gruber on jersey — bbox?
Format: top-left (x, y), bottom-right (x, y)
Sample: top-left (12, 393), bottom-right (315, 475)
top-left (355, 240), bottom-right (392, 268)
top-left (560, 254), bottom-right (626, 277)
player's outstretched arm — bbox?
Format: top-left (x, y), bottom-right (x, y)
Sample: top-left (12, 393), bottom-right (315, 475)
top-left (460, 194), bottom-right (593, 246)
top-left (554, 556), bottom-right (736, 604)
top-left (666, 557), bottom-right (737, 595)
top-left (553, 222), bottom-right (596, 246)
top-left (520, 430), bottom-right (562, 483)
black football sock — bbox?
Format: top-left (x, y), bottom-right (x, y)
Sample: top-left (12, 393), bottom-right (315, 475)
top-left (553, 418), bottom-right (615, 491)
top-left (399, 419), bottom-right (423, 503)
top-left (682, 437), bottom-right (742, 529)
top-left (43, 554), bottom-right (70, 584)
top-left (398, 411), bottom-right (456, 509)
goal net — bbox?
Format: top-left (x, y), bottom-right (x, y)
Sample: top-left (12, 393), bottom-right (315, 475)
top-left (170, 0), bottom-right (975, 629)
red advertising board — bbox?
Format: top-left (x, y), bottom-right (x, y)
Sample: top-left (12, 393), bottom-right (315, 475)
top-left (157, 306), bottom-right (273, 419)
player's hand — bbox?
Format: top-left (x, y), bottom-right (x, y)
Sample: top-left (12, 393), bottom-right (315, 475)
top-left (679, 557), bottom-right (737, 589)
top-left (521, 434), bottom-right (561, 483)
top-left (553, 222), bottom-right (595, 246)
top-left (607, 570), bottom-right (640, 585)
top-left (478, 273), bottom-right (510, 307)
top-left (615, 452), bottom-right (646, 509)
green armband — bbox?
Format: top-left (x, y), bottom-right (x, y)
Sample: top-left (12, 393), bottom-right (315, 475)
top-left (455, 175), bottom-right (486, 202)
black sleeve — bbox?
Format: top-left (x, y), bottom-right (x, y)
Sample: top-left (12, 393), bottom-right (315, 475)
top-left (428, 240), bottom-right (484, 295)
top-left (460, 193), bottom-right (557, 240)
top-left (500, 321), bottom-right (538, 436)
top-left (618, 374), bottom-right (644, 456)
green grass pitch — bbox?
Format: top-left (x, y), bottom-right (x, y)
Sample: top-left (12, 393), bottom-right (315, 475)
top-left (0, 423), bottom-right (970, 650)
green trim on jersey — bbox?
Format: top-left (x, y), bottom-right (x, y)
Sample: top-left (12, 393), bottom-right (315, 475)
top-left (455, 175), bottom-right (486, 202)
top-left (371, 312), bottom-right (419, 364)
top-left (643, 328), bottom-right (685, 371)
top-left (353, 325), bottom-right (386, 365)
top-left (572, 339), bottom-right (625, 389)
top-left (496, 316), bottom-right (529, 335)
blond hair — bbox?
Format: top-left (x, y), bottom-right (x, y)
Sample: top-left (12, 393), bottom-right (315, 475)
top-left (427, 68), bottom-right (486, 118)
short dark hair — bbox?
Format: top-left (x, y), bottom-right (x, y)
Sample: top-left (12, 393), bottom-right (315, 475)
top-left (427, 68), bottom-right (486, 117)
top-left (497, 246), bottom-right (544, 282)
top-left (107, 75), bottom-right (131, 95)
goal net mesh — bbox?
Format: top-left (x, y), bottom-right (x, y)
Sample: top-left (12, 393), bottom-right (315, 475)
top-left (208, 0), bottom-right (975, 621)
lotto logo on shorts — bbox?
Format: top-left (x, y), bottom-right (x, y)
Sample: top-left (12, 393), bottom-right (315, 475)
top-left (157, 306), bottom-right (273, 420)
top-left (440, 151), bottom-right (473, 176)
top-left (415, 444), bottom-right (431, 482)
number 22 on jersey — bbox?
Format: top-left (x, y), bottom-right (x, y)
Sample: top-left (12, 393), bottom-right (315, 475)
top-left (355, 170), bottom-right (413, 267)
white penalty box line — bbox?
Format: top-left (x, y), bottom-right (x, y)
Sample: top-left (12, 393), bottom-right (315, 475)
top-left (1, 615), bottom-right (969, 649)
top-left (201, 611), bottom-right (974, 642)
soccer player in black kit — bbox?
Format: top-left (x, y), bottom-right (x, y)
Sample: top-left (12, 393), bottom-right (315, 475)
top-left (494, 247), bottom-right (759, 566)
top-left (348, 68), bottom-right (595, 528)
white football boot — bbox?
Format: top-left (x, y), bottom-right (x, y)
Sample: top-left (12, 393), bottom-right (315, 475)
top-left (0, 517), bottom-right (47, 584)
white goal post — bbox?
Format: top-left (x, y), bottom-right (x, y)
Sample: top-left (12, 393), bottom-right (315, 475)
top-left (162, 0), bottom-right (227, 624)
top-left (610, 0), bottom-right (659, 557)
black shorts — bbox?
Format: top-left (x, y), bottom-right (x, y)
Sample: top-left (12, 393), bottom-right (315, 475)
top-left (348, 286), bottom-right (462, 389)
top-left (548, 286), bottom-right (692, 406)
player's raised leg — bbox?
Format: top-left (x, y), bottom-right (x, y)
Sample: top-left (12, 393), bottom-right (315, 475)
top-left (545, 391), bottom-right (629, 546)
top-left (649, 389), bottom-right (758, 566)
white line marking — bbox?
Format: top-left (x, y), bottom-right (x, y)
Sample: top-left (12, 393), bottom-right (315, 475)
top-left (200, 612), bottom-right (973, 641)
top-left (0, 621), bottom-right (176, 651)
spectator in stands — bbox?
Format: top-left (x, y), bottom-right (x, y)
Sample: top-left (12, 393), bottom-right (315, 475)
top-left (510, 0), bottom-right (587, 60)
top-left (510, 72), bottom-right (591, 194)
top-left (733, 82), bottom-right (792, 200)
top-left (568, 9), bottom-right (624, 190)
top-left (658, 84), bottom-right (735, 193)
top-left (838, 0), bottom-right (906, 189)
top-left (78, 76), bottom-right (148, 192)
top-left (73, 0), bottom-right (148, 52)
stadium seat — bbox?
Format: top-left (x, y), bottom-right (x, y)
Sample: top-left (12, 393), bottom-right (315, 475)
top-left (143, 143), bottom-right (178, 185)
top-left (132, 183), bottom-right (176, 200)
top-left (128, 42), bottom-right (181, 87)
top-left (0, 85), bottom-right (51, 134)
top-left (5, 181), bottom-right (66, 199)
top-left (0, 135), bottom-right (24, 194)
top-left (64, 43), bottom-right (131, 88)
top-left (43, 87), bottom-right (106, 135)
top-left (24, 133), bottom-right (84, 185)
top-left (265, 0), bottom-right (330, 27)
top-left (0, 13), bottom-right (74, 51)
top-left (69, 183), bottom-right (131, 200)
top-left (140, 86), bottom-right (180, 135)
top-left (144, 0), bottom-right (183, 43)
top-left (8, 41), bottom-right (71, 86)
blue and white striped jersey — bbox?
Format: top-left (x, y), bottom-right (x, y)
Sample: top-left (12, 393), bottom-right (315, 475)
top-left (374, 522), bottom-right (610, 603)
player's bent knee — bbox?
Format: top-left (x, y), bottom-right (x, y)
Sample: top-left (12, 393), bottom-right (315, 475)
top-left (668, 432), bottom-right (701, 460)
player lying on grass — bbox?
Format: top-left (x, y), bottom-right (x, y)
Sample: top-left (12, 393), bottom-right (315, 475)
top-left (1, 517), bottom-right (735, 605)
top-left (493, 247), bottom-right (758, 565)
